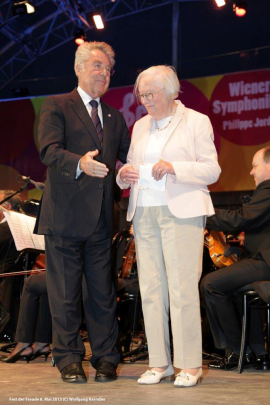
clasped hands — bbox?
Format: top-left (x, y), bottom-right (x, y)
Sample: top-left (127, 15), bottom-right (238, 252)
top-left (120, 159), bottom-right (175, 184)
top-left (80, 149), bottom-right (109, 178)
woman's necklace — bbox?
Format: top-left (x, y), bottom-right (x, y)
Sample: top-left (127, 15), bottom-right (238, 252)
top-left (154, 107), bottom-right (176, 131)
top-left (154, 116), bottom-right (173, 131)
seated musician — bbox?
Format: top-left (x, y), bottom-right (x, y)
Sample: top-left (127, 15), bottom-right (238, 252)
top-left (200, 147), bottom-right (270, 370)
top-left (0, 190), bottom-right (22, 336)
top-left (0, 271), bottom-right (51, 363)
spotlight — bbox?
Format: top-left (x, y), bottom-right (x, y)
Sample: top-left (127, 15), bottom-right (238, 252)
top-left (92, 13), bottom-right (105, 30)
top-left (12, 1), bottom-right (35, 16)
top-left (74, 28), bottom-right (86, 46)
top-left (233, 1), bottom-right (247, 17)
top-left (215, 0), bottom-right (226, 7)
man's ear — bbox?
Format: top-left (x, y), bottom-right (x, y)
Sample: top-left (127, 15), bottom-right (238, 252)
top-left (75, 64), bottom-right (81, 77)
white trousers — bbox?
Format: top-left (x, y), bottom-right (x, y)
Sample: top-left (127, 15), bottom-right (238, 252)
top-left (133, 206), bottom-right (205, 369)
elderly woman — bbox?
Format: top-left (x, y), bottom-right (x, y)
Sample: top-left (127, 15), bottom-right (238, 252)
top-left (116, 65), bottom-right (221, 387)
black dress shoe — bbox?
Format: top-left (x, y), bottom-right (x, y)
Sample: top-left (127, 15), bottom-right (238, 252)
top-left (61, 362), bottom-right (87, 383)
top-left (255, 354), bottom-right (270, 371)
top-left (95, 361), bottom-right (117, 382)
top-left (208, 352), bottom-right (254, 370)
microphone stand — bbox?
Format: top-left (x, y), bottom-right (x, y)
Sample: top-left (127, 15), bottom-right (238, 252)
top-left (0, 182), bottom-right (29, 205)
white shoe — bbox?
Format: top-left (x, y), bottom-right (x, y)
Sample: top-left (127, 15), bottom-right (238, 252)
top-left (174, 368), bottom-right (202, 388)
top-left (137, 365), bottom-right (175, 385)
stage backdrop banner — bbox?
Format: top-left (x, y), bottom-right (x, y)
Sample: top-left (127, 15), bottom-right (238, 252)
top-left (0, 69), bottom-right (269, 200)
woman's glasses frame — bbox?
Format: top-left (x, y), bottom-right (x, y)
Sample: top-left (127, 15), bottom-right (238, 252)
top-left (136, 88), bottom-right (164, 102)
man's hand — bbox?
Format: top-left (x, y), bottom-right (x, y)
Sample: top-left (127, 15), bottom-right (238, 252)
top-left (80, 150), bottom-right (109, 178)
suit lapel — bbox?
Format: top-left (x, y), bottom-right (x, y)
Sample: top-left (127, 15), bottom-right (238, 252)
top-left (69, 89), bottom-right (101, 151)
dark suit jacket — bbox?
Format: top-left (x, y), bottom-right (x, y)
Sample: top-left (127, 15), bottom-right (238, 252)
top-left (35, 88), bottom-right (130, 238)
top-left (208, 179), bottom-right (270, 268)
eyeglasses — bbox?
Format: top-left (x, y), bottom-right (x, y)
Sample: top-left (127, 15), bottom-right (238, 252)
top-left (91, 62), bottom-right (115, 76)
top-left (136, 88), bottom-right (164, 102)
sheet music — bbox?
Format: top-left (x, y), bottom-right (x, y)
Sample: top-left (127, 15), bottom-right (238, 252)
top-left (4, 211), bottom-right (45, 251)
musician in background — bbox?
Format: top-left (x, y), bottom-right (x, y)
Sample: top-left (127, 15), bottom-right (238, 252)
top-left (0, 271), bottom-right (51, 363)
top-left (201, 146), bottom-right (270, 370)
top-left (0, 191), bottom-right (21, 337)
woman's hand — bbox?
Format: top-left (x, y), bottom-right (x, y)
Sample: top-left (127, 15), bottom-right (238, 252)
top-left (152, 159), bottom-right (175, 181)
top-left (120, 166), bottom-right (140, 185)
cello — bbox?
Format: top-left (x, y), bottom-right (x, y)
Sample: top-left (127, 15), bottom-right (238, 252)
top-left (121, 226), bottom-right (137, 279)
top-left (204, 230), bottom-right (241, 268)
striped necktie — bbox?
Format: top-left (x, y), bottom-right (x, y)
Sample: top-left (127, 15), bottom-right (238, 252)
top-left (90, 100), bottom-right (103, 146)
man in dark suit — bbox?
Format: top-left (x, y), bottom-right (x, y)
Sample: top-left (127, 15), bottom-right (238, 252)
top-left (201, 146), bottom-right (270, 370)
top-left (35, 41), bottom-right (130, 383)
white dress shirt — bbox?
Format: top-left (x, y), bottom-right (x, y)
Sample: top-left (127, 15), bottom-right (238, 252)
top-left (76, 86), bottom-right (103, 177)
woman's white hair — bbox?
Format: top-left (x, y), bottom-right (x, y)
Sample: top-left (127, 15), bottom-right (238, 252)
top-left (134, 65), bottom-right (180, 100)
top-left (74, 41), bottom-right (115, 77)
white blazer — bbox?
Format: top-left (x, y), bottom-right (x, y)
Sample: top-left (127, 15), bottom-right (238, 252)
top-left (116, 100), bottom-right (221, 222)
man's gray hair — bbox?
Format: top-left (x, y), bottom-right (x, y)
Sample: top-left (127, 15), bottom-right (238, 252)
top-left (0, 190), bottom-right (21, 211)
top-left (134, 65), bottom-right (180, 100)
top-left (263, 146), bottom-right (270, 163)
top-left (74, 41), bottom-right (115, 77)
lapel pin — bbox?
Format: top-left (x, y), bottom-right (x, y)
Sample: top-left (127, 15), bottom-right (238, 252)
top-left (108, 114), bottom-right (111, 117)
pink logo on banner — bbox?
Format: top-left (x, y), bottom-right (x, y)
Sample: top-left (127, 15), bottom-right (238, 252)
top-left (209, 70), bottom-right (270, 146)
top-left (103, 86), bottom-right (146, 133)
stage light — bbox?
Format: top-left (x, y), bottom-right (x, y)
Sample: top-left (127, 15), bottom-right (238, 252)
top-left (233, 1), bottom-right (247, 17)
top-left (25, 2), bottom-right (34, 13)
top-left (92, 13), bottom-right (105, 30)
top-left (74, 28), bottom-right (86, 46)
top-left (215, 0), bottom-right (226, 7)
top-left (12, 1), bottom-right (35, 16)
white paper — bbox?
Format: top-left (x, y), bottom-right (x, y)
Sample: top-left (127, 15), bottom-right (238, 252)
top-left (138, 164), bottom-right (167, 191)
top-left (4, 211), bottom-right (45, 251)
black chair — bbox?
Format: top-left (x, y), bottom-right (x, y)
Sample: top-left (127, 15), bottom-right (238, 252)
top-left (117, 290), bottom-right (148, 362)
top-left (236, 283), bottom-right (270, 373)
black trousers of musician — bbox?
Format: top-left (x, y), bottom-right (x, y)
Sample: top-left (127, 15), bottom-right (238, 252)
top-left (15, 272), bottom-right (52, 343)
top-left (200, 256), bottom-right (270, 356)
top-left (45, 202), bottom-right (119, 372)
